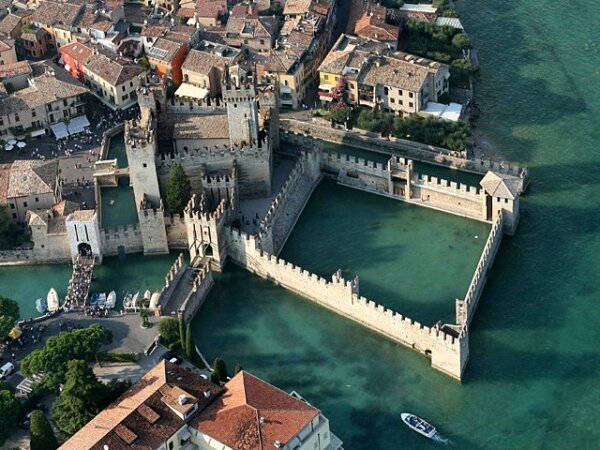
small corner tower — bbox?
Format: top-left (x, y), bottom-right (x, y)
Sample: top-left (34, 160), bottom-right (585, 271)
top-left (222, 67), bottom-right (259, 147)
top-left (480, 171), bottom-right (522, 234)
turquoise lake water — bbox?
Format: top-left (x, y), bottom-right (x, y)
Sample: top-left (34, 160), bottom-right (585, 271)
top-left (1, 0), bottom-right (599, 448)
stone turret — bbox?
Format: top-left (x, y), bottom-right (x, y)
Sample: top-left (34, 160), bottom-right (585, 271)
top-left (222, 67), bottom-right (259, 147)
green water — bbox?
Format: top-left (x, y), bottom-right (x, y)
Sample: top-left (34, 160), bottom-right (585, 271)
top-left (194, 1), bottom-right (600, 448)
top-left (107, 133), bottom-right (127, 168)
top-left (0, 253), bottom-right (177, 319)
top-left (101, 184), bottom-right (138, 228)
top-left (280, 180), bottom-right (489, 323)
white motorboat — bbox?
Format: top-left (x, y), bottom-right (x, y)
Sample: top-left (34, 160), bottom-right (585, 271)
top-left (47, 288), bottom-right (60, 312)
top-left (122, 292), bottom-right (133, 308)
top-left (143, 289), bottom-right (151, 300)
top-left (131, 292), bottom-right (140, 309)
top-left (401, 413), bottom-right (437, 439)
top-left (105, 291), bottom-right (116, 309)
top-left (97, 292), bottom-right (107, 308)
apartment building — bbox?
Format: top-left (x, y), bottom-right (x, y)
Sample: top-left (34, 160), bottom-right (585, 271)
top-left (318, 34), bottom-right (450, 116)
top-left (225, 3), bottom-right (279, 55)
top-left (28, 1), bottom-right (83, 49)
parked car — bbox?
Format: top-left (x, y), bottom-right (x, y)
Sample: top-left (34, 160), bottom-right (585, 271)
top-left (0, 362), bottom-right (15, 379)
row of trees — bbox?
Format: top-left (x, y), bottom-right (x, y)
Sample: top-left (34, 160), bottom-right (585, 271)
top-left (158, 317), bottom-right (195, 361)
top-left (354, 109), bottom-right (471, 152)
top-left (20, 323), bottom-right (112, 390)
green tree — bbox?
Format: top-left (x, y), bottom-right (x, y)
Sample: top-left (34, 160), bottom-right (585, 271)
top-left (158, 317), bottom-right (180, 350)
top-left (327, 104), bottom-right (353, 125)
top-left (184, 323), bottom-right (194, 360)
top-left (212, 357), bottom-right (228, 383)
top-left (20, 324), bottom-right (112, 390)
top-left (452, 33), bottom-right (471, 50)
top-left (451, 57), bottom-right (476, 73)
top-left (356, 109), bottom-right (394, 134)
top-left (234, 364), bottom-right (243, 375)
top-left (0, 386), bottom-right (19, 445)
top-left (166, 164), bottom-right (192, 214)
top-left (30, 410), bottom-right (58, 450)
top-left (0, 296), bottom-right (19, 339)
top-left (51, 360), bottom-right (107, 435)
top-left (0, 207), bottom-right (26, 249)
top-left (140, 309), bottom-right (150, 328)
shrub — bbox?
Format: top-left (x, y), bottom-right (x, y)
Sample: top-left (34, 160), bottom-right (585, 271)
top-left (30, 410), bottom-right (58, 450)
top-left (158, 317), bottom-right (181, 350)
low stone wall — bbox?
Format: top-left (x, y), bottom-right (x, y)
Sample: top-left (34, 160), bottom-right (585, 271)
top-left (225, 227), bottom-right (467, 380)
top-left (260, 152), bottom-right (322, 254)
top-left (0, 248), bottom-right (70, 266)
top-left (282, 119), bottom-right (528, 179)
top-left (455, 213), bottom-right (504, 325)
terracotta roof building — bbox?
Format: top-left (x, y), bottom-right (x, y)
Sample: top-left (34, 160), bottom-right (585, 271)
top-left (1, 159), bottom-right (62, 223)
top-left (224, 4), bottom-right (279, 54)
top-left (59, 361), bottom-right (343, 450)
top-left (346, 0), bottom-right (400, 48)
top-left (82, 51), bottom-right (147, 109)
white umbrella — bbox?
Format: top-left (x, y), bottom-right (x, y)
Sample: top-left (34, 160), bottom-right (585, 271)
top-left (4, 144), bottom-right (14, 151)
top-left (7, 139), bottom-right (16, 145)
top-left (16, 141), bottom-right (26, 148)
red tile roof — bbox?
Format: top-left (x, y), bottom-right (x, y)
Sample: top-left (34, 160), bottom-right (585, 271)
top-left (193, 371), bottom-right (319, 450)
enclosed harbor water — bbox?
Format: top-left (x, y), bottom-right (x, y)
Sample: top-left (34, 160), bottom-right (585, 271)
top-left (1, 0), bottom-right (599, 448)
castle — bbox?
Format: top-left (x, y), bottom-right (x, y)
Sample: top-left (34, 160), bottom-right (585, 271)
top-left (5, 70), bottom-right (526, 381)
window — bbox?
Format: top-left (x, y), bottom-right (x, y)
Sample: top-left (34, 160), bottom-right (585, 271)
top-left (23, 202), bottom-right (28, 208)
top-left (409, 102), bottom-right (413, 108)
top-left (142, 163), bottom-right (147, 168)
top-left (244, 39), bottom-right (248, 44)
top-left (398, 89), bottom-right (403, 95)
top-left (35, 197), bottom-right (39, 202)
top-left (390, 98), bottom-right (395, 103)
top-left (384, 87), bottom-right (389, 95)
top-left (284, 80), bottom-right (289, 86)
top-left (409, 92), bottom-right (414, 98)
top-left (14, 113), bottom-right (20, 122)
top-left (260, 39), bottom-right (265, 45)
top-left (63, 110), bottom-right (69, 118)
top-left (0, 118), bottom-right (3, 126)
top-left (168, 442), bottom-right (173, 450)
top-left (31, 109), bottom-right (36, 117)
top-left (130, 81), bottom-right (133, 87)
top-left (122, 85), bottom-right (125, 91)
top-left (12, 213), bottom-right (16, 219)
top-left (9, 203), bottom-right (14, 209)
top-left (63, 99), bottom-right (68, 106)
top-left (324, 74), bottom-right (328, 80)
top-left (335, 76), bottom-right (339, 81)
top-left (399, 100), bottom-right (403, 105)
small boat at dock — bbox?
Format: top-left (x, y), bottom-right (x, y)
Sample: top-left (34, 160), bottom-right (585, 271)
top-left (47, 288), bottom-right (60, 312)
top-left (35, 298), bottom-right (47, 314)
top-left (105, 291), bottom-right (116, 309)
top-left (122, 292), bottom-right (133, 308)
top-left (401, 413), bottom-right (437, 439)
top-left (89, 293), bottom-right (99, 306)
top-left (97, 292), bottom-right (107, 308)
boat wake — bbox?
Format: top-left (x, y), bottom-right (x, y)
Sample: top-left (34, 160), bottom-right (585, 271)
top-left (432, 433), bottom-right (454, 446)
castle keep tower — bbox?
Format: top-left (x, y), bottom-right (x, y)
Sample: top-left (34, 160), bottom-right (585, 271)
top-left (222, 70), bottom-right (259, 147)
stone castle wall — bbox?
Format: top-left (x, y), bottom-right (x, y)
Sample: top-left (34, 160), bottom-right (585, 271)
top-left (260, 152), bottom-right (322, 254)
top-left (411, 175), bottom-right (486, 221)
top-left (138, 204), bottom-right (170, 255)
top-left (178, 261), bottom-right (214, 324)
top-left (282, 119), bottom-right (528, 179)
top-left (224, 227), bottom-right (467, 380)
top-left (165, 215), bottom-right (188, 250)
top-left (0, 247), bottom-right (70, 266)
top-left (157, 143), bottom-right (271, 198)
top-left (455, 213), bottom-right (504, 325)
top-left (101, 224), bottom-right (144, 256)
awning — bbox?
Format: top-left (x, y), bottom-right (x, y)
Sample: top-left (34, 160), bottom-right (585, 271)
top-left (50, 121), bottom-right (68, 139)
top-left (30, 128), bottom-right (46, 137)
top-left (67, 115), bottom-right (91, 135)
top-left (318, 83), bottom-right (334, 91)
top-left (50, 115), bottom-right (90, 139)
top-left (8, 327), bottom-right (22, 339)
top-left (175, 83), bottom-right (209, 100)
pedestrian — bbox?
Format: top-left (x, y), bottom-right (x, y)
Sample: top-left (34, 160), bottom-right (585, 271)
top-left (11, 352), bottom-right (15, 360)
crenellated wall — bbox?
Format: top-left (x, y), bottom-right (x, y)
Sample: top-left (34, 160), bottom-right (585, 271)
top-left (224, 227), bottom-right (468, 380)
top-left (138, 200), bottom-right (170, 255)
top-left (156, 142), bottom-right (271, 199)
top-left (411, 174), bottom-right (486, 221)
top-left (455, 213), bottom-right (504, 325)
top-left (259, 151), bottom-right (322, 254)
top-left (101, 224), bottom-right (143, 256)
top-left (178, 261), bottom-right (214, 324)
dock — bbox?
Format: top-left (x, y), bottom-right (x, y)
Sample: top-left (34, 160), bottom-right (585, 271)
top-left (65, 255), bottom-right (95, 307)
